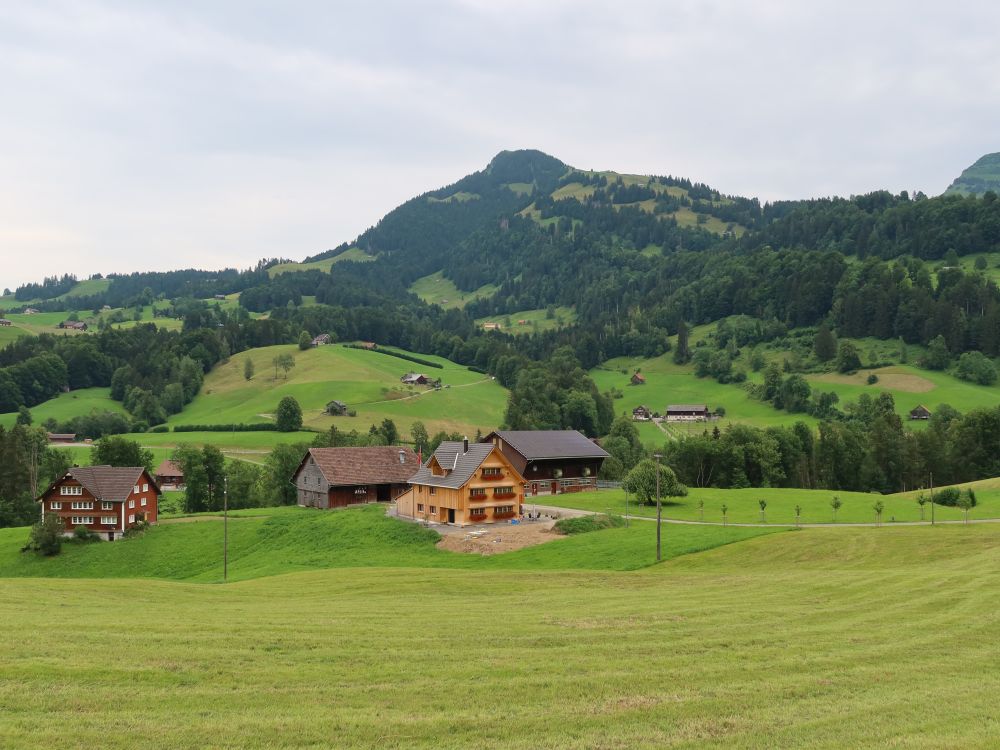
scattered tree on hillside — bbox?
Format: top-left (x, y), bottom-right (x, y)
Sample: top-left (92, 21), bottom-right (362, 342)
top-left (957, 492), bottom-right (973, 523)
top-left (275, 396), bottom-right (303, 432)
top-left (92, 436), bottom-right (153, 473)
top-left (830, 496), bottom-right (842, 522)
top-left (15, 406), bottom-right (32, 426)
top-left (794, 504), bottom-right (802, 527)
top-left (243, 358), bottom-right (255, 381)
top-left (917, 493), bottom-right (927, 521)
top-left (873, 499), bottom-right (884, 526)
top-left (721, 503), bottom-right (728, 526)
top-left (622, 459), bottom-right (687, 506)
top-left (758, 498), bottom-right (767, 523)
top-left (298, 331), bottom-right (312, 351)
top-left (410, 421), bottom-right (430, 456)
top-left (956, 351), bottom-right (997, 385)
top-left (24, 513), bottom-right (64, 556)
top-left (836, 341), bottom-right (862, 373)
top-left (921, 335), bottom-right (951, 371)
top-left (673, 320), bottom-right (691, 364)
top-left (272, 353), bottom-right (295, 380)
top-left (813, 324), bottom-right (837, 362)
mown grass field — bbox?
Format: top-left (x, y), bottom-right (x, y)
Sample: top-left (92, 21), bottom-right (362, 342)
top-left (475, 306), bottom-right (577, 334)
top-left (1, 506), bottom-right (998, 747)
top-left (0, 387), bottom-right (127, 429)
top-left (267, 248), bottom-right (374, 277)
top-left (408, 270), bottom-right (499, 309)
top-left (544, 483), bottom-right (990, 525)
top-left (168, 343), bottom-right (507, 439)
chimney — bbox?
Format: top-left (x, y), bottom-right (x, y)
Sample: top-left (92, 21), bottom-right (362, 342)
top-left (463, 436), bottom-right (469, 454)
top-left (398, 449), bottom-right (406, 465)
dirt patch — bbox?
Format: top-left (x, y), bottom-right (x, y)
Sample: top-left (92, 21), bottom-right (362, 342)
top-left (812, 369), bottom-right (935, 393)
top-left (436, 520), bottom-right (560, 555)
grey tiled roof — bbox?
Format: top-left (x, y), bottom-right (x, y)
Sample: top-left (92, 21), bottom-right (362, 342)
top-left (408, 442), bottom-right (494, 488)
top-left (306, 447), bottom-right (419, 487)
top-left (666, 404), bottom-right (708, 412)
top-left (489, 430), bottom-right (609, 460)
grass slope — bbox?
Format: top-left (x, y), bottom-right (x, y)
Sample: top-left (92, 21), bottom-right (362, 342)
top-left (170, 343), bottom-right (507, 439)
top-left (543, 484), bottom-right (988, 525)
top-left (1, 519), bottom-right (998, 747)
top-left (267, 248), bottom-right (374, 277)
top-left (409, 271), bottom-right (499, 309)
top-left (475, 306), bottom-right (577, 334)
top-left (0, 387), bottom-right (127, 429)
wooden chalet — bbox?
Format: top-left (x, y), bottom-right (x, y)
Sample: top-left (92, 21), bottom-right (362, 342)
top-left (632, 405), bottom-right (652, 421)
top-left (909, 404), bottom-right (932, 420)
top-left (154, 459), bottom-right (184, 489)
top-left (292, 446), bottom-right (419, 508)
top-left (47, 433), bottom-right (76, 444)
top-left (58, 320), bottom-right (88, 331)
top-left (399, 438), bottom-right (525, 525)
top-left (0, 319), bottom-right (11, 327)
top-left (401, 372), bottom-right (430, 385)
top-left (484, 430), bottom-right (609, 495)
top-left (213, 294), bottom-right (227, 300)
top-left (482, 322), bottom-right (501, 331)
top-left (23, 308), bottom-right (39, 315)
top-left (630, 372), bottom-right (646, 385)
top-left (665, 404), bottom-right (710, 421)
top-left (38, 466), bottom-right (159, 541)
top-left (311, 333), bottom-right (332, 346)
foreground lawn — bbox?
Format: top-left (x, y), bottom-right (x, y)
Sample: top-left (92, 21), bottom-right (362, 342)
top-left (1, 522), bottom-right (998, 748)
top-left (544, 485), bottom-right (990, 525)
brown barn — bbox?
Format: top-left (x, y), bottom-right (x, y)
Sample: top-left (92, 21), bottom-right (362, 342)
top-left (0, 319), bottom-right (11, 327)
top-left (155, 459), bottom-right (184, 489)
top-left (630, 372), bottom-right (646, 385)
top-left (484, 430), bottom-right (609, 495)
top-left (292, 446), bottom-right (419, 508)
top-left (47, 433), bottom-right (76, 444)
top-left (38, 465), bottom-right (160, 541)
top-left (665, 404), bottom-right (710, 421)
top-left (909, 405), bottom-right (932, 420)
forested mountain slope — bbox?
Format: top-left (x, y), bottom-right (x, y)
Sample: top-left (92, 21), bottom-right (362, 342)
top-left (946, 152), bottom-right (1000, 196)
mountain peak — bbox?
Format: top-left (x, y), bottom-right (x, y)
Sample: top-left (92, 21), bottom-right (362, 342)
top-left (945, 152), bottom-right (1000, 196)
top-left (484, 149), bottom-right (567, 190)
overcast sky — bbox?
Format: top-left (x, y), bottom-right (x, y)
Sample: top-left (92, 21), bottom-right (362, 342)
top-left (2, 0), bottom-right (998, 290)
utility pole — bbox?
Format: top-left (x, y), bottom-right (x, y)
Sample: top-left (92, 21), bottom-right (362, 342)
top-left (930, 472), bottom-right (934, 526)
top-left (654, 452), bottom-right (663, 562)
top-left (223, 475), bottom-right (229, 582)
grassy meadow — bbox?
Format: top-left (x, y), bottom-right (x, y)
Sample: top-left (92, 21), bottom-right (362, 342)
top-left (0, 387), bottom-right (127, 429)
top-left (168, 343), bottom-right (507, 439)
top-left (267, 248), bottom-right (374, 277)
top-left (408, 270), bottom-right (500, 309)
top-left (475, 306), bottom-right (577, 334)
top-left (543, 484), bottom-right (988, 525)
top-left (1, 506), bottom-right (999, 747)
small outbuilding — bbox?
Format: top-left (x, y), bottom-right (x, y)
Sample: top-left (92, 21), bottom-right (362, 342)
top-left (292, 446), bottom-right (420, 508)
top-left (909, 405), bottom-right (932, 420)
top-left (47, 433), bottom-right (77, 444)
top-left (325, 400), bottom-right (348, 416)
top-left (630, 372), bottom-right (646, 385)
top-left (154, 459), bottom-right (185, 490)
top-left (311, 333), bottom-right (332, 346)
top-left (632, 405), bottom-right (652, 421)
top-left (401, 373), bottom-right (430, 385)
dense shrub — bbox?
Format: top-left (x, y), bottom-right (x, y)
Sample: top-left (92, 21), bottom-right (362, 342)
top-left (554, 514), bottom-right (626, 535)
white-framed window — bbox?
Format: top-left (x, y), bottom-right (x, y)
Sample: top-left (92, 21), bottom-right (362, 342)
top-left (128, 500), bottom-right (135, 508)
top-left (60, 485), bottom-right (83, 496)
top-left (101, 516), bottom-right (116, 525)
top-left (71, 501), bottom-right (93, 510)
top-left (141, 498), bottom-right (147, 506)
top-left (142, 483), bottom-right (148, 492)
top-left (493, 486), bottom-right (514, 496)
top-left (134, 485), bottom-right (140, 494)
top-left (50, 501), bottom-right (62, 510)
top-left (483, 467), bottom-right (501, 476)
top-left (128, 514), bottom-right (135, 524)
top-left (469, 488), bottom-right (487, 498)
top-left (101, 501), bottom-right (113, 510)
top-left (71, 516), bottom-right (94, 525)
top-left (494, 505), bottom-right (514, 514)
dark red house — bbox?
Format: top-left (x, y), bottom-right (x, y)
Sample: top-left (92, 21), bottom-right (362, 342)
top-left (38, 466), bottom-right (160, 541)
top-left (154, 459), bottom-right (185, 489)
top-left (484, 430), bottom-right (609, 495)
top-left (292, 446), bottom-right (420, 508)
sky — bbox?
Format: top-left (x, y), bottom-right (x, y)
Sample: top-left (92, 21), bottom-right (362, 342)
top-left (2, 0), bottom-right (999, 290)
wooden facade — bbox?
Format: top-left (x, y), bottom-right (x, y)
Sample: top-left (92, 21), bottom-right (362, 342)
top-left (400, 442), bottom-right (525, 526)
top-left (293, 446), bottom-right (419, 509)
top-left (485, 431), bottom-right (608, 496)
top-left (38, 466), bottom-right (159, 541)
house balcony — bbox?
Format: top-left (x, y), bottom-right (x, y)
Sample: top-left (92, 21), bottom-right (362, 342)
top-left (480, 473), bottom-right (505, 481)
top-left (492, 491), bottom-right (517, 500)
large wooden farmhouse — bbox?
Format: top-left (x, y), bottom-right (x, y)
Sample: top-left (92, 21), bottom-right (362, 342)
top-left (293, 446), bottom-right (419, 508)
top-left (484, 430), bottom-right (609, 495)
top-left (399, 438), bottom-right (525, 525)
top-left (38, 466), bottom-right (160, 541)
top-left (665, 404), bottom-right (710, 421)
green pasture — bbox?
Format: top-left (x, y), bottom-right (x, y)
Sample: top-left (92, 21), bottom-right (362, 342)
top-left (408, 270), bottom-right (499, 309)
top-left (475, 306), bottom-right (576, 334)
top-left (2, 512), bottom-right (999, 747)
top-left (167, 343), bottom-right (507, 438)
top-left (0, 387), bottom-right (127, 429)
top-left (545, 483), bottom-right (986, 525)
top-left (137, 430), bottom-right (315, 452)
top-left (427, 191), bottom-right (480, 203)
top-left (267, 248), bottom-right (374, 277)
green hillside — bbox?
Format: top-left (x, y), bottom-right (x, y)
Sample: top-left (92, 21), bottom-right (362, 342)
top-left (945, 152), bottom-right (1000, 196)
top-left (3, 510), bottom-right (999, 747)
top-left (169, 343), bottom-right (508, 438)
top-left (475, 306), bottom-right (576, 334)
top-left (409, 271), bottom-right (499, 309)
top-left (267, 247), bottom-right (374, 277)
top-left (0, 387), bottom-right (127, 430)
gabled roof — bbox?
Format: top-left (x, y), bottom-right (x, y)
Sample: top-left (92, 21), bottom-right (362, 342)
top-left (666, 404), bottom-right (708, 412)
top-left (409, 442), bottom-right (496, 488)
top-left (155, 459), bottom-right (183, 477)
top-left (298, 446), bottom-right (419, 487)
top-left (487, 430), bottom-right (609, 460)
top-left (41, 466), bottom-right (157, 502)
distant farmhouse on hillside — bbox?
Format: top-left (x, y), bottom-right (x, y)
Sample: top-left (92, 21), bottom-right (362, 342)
top-left (0, 318), bottom-right (11, 327)
top-left (630, 372), bottom-right (646, 385)
top-left (311, 333), bottom-right (331, 347)
top-left (292, 446), bottom-right (419, 508)
top-left (665, 404), bottom-right (711, 422)
top-left (401, 372), bottom-right (430, 385)
top-left (325, 400), bottom-right (348, 416)
top-left (47, 433), bottom-right (76, 444)
top-left (909, 405), bottom-right (932, 420)
top-left (154, 460), bottom-right (184, 490)
top-left (59, 320), bottom-right (87, 331)
top-left (632, 405), bottom-right (652, 421)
